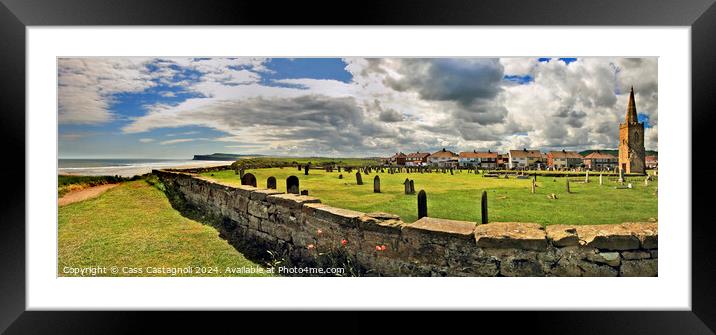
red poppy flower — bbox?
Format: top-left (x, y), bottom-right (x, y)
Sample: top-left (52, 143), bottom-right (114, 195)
top-left (341, 239), bottom-right (348, 246)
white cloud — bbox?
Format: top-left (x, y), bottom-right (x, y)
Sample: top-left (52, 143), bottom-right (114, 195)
top-left (159, 138), bottom-right (206, 145)
top-left (138, 138), bottom-right (155, 143)
top-left (58, 57), bottom-right (155, 124)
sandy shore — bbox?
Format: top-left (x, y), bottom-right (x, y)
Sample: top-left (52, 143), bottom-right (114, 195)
top-left (58, 161), bottom-right (232, 178)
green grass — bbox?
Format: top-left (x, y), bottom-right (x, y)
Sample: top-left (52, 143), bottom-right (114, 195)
top-left (58, 180), bottom-right (271, 277)
top-left (202, 168), bottom-right (657, 226)
top-left (58, 174), bottom-right (131, 197)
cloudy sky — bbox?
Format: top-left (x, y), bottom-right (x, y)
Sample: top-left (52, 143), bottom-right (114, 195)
top-left (58, 57), bottom-right (657, 159)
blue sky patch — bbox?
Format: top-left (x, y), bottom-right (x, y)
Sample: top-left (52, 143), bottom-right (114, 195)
top-left (637, 113), bottom-right (652, 128)
top-left (504, 75), bottom-right (534, 85)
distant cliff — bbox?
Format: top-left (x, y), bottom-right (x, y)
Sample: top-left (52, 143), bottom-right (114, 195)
top-left (192, 153), bottom-right (261, 161)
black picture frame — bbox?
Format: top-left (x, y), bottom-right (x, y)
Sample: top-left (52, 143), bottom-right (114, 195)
top-left (1, 0), bottom-right (714, 333)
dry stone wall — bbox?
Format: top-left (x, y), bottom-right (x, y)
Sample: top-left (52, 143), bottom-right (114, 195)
top-left (154, 169), bottom-right (658, 277)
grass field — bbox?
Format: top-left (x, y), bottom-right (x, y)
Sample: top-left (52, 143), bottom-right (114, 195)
top-left (58, 180), bottom-right (271, 277)
top-left (58, 174), bottom-right (131, 197)
top-left (202, 168), bottom-right (657, 225)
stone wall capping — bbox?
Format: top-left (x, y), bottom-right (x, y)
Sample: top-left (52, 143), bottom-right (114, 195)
top-left (250, 188), bottom-right (284, 201)
top-left (303, 203), bottom-right (364, 228)
top-left (404, 217), bottom-right (476, 240)
top-left (359, 212), bottom-right (404, 233)
top-left (267, 193), bottom-right (321, 209)
top-left (474, 222), bottom-right (548, 251)
top-left (546, 225), bottom-right (580, 247)
top-left (573, 224), bottom-right (642, 251)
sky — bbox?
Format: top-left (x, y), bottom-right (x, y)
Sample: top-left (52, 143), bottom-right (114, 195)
top-left (58, 57), bottom-right (658, 159)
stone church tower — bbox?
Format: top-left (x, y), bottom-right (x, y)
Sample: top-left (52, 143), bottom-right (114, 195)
top-left (618, 87), bottom-right (646, 175)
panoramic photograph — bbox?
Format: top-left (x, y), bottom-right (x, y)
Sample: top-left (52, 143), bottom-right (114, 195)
top-left (58, 57), bottom-right (658, 277)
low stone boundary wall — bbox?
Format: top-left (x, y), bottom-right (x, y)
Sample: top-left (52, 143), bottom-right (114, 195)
top-left (154, 169), bottom-right (658, 276)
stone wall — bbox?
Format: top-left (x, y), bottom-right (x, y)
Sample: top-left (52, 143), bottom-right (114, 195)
top-left (154, 169), bottom-right (658, 277)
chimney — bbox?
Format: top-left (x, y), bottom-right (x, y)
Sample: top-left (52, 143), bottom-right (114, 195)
top-left (562, 149), bottom-right (566, 153)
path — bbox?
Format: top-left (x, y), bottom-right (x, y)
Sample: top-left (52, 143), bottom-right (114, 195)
top-left (58, 184), bottom-right (119, 206)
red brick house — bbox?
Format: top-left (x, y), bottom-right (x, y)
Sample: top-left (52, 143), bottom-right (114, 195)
top-left (405, 152), bottom-right (430, 166)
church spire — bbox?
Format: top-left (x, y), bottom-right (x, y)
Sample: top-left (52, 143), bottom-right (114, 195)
top-left (626, 86), bottom-right (638, 123)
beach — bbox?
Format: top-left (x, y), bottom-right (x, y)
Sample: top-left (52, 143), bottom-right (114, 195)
top-left (58, 159), bottom-right (232, 177)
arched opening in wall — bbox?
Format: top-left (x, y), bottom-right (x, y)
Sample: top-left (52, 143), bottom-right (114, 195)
top-left (286, 176), bottom-right (299, 194)
top-left (241, 173), bottom-right (257, 187)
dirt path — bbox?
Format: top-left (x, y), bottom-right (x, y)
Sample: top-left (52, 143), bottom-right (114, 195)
top-left (59, 184), bottom-right (119, 206)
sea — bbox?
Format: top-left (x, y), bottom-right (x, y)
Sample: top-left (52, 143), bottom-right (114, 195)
top-left (58, 159), bottom-right (232, 177)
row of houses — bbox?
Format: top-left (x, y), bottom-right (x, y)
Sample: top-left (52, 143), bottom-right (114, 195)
top-left (385, 148), bottom-right (658, 171)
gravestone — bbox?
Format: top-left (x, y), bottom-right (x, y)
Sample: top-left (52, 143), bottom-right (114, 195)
top-left (338, 166), bottom-right (341, 172)
top-left (373, 175), bottom-right (380, 193)
top-left (409, 180), bottom-right (415, 194)
top-left (585, 170), bottom-right (590, 183)
top-left (645, 176), bottom-right (649, 186)
top-left (300, 190), bottom-right (309, 196)
top-left (356, 172), bottom-right (363, 185)
top-left (566, 178), bottom-right (571, 193)
top-left (481, 191), bottom-right (488, 224)
top-left (298, 165), bottom-right (302, 171)
top-left (619, 168), bottom-right (625, 183)
top-left (531, 179), bottom-right (536, 194)
top-left (404, 178), bottom-right (411, 195)
top-left (417, 190), bottom-right (427, 219)
top-left (599, 174), bottom-right (603, 185)
top-left (267, 176), bottom-right (277, 189)
top-left (338, 174), bottom-right (343, 179)
top-left (241, 173), bottom-right (257, 187)
top-left (304, 165), bottom-right (310, 175)
top-left (450, 168), bottom-right (454, 175)
top-left (286, 176), bottom-right (299, 194)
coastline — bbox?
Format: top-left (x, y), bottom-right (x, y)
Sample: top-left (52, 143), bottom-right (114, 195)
top-left (58, 160), bottom-right (232, 178)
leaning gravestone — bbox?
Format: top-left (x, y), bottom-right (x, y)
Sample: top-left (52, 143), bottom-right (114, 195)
top-left (373, 175), bottom-right (381, 193)
top-left (356, 172), bottom-right (363, 185)
top-left (267, 176), bottom-right (277, 189)
top-left (286, 176), bottom-right (299, 194)
top-left (241, 173), bottom-right (257, 187)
